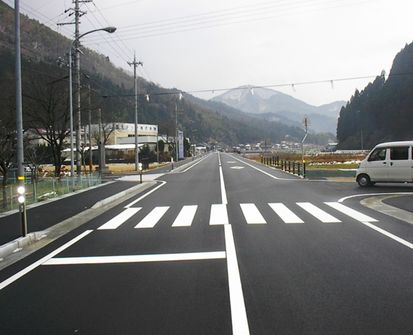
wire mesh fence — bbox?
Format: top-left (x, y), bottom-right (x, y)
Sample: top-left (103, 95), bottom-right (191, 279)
top-left (0, 174), bottom-right (102, 213)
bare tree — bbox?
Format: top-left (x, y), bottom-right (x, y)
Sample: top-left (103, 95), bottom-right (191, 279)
top-left (24, 73), bottom-right (70, 177)
top-left (0, 111), bottom-right (16, 208)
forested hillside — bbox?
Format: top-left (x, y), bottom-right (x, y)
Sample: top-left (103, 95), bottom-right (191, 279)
top-left (337, 42), bottom-right (413, 149)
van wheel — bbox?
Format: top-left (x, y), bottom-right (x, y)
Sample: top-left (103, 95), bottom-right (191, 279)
top-left (357, 174), bottom-right (372, 187)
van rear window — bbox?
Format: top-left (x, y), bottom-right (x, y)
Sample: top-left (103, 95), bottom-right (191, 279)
top-left (390, 147), bottom-right (409, 160)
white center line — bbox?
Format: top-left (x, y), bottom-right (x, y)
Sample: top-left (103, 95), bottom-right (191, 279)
top-left (135, 206), bottom-right (169, 229)
top-left (224, 224), bottom-right (250, 335)
top-left (218, 152), bottom-right (250, 335)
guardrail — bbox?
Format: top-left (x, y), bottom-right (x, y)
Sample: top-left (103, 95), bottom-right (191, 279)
top-left (260, 156), bottom-right (306, 177)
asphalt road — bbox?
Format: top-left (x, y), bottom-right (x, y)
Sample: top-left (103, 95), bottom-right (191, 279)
top-left (0, 152), bottom-right (412, 334)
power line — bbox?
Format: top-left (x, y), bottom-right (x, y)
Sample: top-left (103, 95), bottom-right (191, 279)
top-left (86, 0), bottom-right (370, 43)
top-left (83, 2), bottom-right (131, 63)
top-left (99, 72), bottom-right (397, 99)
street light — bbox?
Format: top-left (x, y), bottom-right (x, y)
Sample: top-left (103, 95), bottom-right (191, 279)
top-left (15, 0), bottom-right (27, 236)
top-left (69, 26), bottom-right (116, 181)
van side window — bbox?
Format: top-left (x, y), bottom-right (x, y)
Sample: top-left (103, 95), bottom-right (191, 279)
top-left (368, 148), bottom-right (386, 161)
top-left (390, 147), bottom-right (409, 160)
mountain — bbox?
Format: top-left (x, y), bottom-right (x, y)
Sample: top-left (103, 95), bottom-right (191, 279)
top-left (0, 1), bottom-right (333, 147)
top-left (336, 42), bottom-right (413, 149)
top-left (211, 86), bottom-right (345, 133)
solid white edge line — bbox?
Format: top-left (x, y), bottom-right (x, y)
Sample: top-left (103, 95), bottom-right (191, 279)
top-left (224, 224), bottom-right (250, 335)
top-left (180, 154), bottom-right (210, 173)
top-left (360, 221), bottom-right (413, 250)
top-left (0, 230), bottom-right (93, 291)
top-left (43, 251), bottom-right (226, 265)
top-left (226, 153), bottom-right (284, 180)
top-left (125, 181), bottom-right (166, 208)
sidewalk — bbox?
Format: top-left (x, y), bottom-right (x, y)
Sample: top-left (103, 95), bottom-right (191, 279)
top-left (0, 156), bottom-right (204, 262)
top-left (0, 180), bottom-right (147, 246)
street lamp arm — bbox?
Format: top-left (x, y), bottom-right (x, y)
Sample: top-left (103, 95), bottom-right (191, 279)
top-left (75, 26), bottom-right (116, 43)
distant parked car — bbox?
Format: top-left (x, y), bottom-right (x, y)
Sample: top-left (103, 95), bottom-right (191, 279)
top-left (356, 141), bottom-right (413, 187)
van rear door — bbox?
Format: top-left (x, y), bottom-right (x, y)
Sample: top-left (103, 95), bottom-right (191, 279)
top-left (387, 146), bottom-right (411, 182)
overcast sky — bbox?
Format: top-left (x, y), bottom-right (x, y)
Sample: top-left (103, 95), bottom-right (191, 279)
top-left (5, 0), bottom-right (413, 106)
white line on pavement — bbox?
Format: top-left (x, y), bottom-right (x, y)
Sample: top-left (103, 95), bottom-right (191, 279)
top-left (269, 203), bottom-right (304, 224)
top-left (98, 208), bottom-right (141, 230)
top-left (325, 202), bottom-right (377, 222)
top-left (218, 153), bottom-right (228, 204)
top-left (172, 205), bottom-right (198, 227)
top-left (124, 181), bottom-right (166, 208)
top-left (297, 202), bottom-right (341, 223)
top-left (360, 221), bottom-right (413, 250)
top-left (0, 230), bottom-right (93, 291)
top-left (224, 224), bottom-right (250, 335)
top-left (43, 251), bottom-right (226, 265)
top-left (240, 204), bottom-right (267, 224)
top-left (209, 204), bottom-right (229, 225)
top-left (135, 206), bottom-right (170, 229)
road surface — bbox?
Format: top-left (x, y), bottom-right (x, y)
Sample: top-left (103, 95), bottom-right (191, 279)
top-left (1, 152), bottom-right (412, 334)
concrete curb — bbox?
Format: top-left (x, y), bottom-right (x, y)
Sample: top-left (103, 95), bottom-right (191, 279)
top-left (0, 181), bottom-right (156, 268)
top-left (361, 194), bottom-right (413, 224)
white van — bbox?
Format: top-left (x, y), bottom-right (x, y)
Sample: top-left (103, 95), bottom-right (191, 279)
top-left (356, 141), bottom-right (413, 187)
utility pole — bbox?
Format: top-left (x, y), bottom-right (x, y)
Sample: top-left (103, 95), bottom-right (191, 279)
top-left (127, 53), bottom-right (143, 171)
top-left (88, 84), bottom-right (93, 173)
top-left (74, 0), bottom-right (93, 176)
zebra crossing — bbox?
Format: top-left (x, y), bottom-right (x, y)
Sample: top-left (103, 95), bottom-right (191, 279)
top-left (97, 202), bottom-right (377, 231)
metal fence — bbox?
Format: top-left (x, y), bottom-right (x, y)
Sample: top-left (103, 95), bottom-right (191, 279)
top-left (0, 174), bottom-right (102, 213)
top-left (260, 156), bottom-right (306, 177)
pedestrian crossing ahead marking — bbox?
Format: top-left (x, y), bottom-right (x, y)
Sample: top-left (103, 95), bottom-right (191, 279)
top-left (96, 202), bottom-right (378, 230)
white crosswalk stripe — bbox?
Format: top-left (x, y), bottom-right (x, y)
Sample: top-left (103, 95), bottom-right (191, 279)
top-left (96, 202), bottom-right (377, 230)
top-left (209, 204), bottom-right (229, 225)
top-left (135, 206), bottom-right (170, 229)
top-left (268, 203), bottom-right (304, 224)
top-left (325, 202), bottom-right (378, 222)
top-left (98, 208), bottom-right (141, 230)
top-left (240, 204), bottom-right (267, 224)
top-left (172, 205), bottom-right (198, 227)
top-left (297, 202), bottom-right (341, 223)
